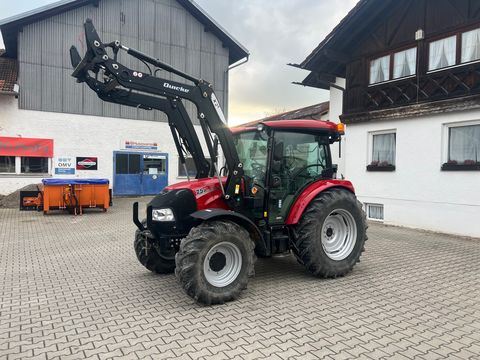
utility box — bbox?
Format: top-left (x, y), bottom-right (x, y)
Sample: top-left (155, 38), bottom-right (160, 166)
top-left (41, 179), bottom-right (110, 214)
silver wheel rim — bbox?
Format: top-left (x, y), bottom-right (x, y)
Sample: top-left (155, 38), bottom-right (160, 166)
top-left (321, 209), bottom-right (357, 261)
top-left (203, 242), bottom-right (242, 287)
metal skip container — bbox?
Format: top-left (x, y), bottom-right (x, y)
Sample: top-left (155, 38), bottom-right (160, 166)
top-left (41, 178), bottom-right (110, 214)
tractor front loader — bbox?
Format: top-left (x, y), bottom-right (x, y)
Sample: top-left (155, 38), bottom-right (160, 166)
top-left (70, 19), bottom-right (367, 305)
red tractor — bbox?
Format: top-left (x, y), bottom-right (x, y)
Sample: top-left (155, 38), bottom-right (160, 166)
top-left (71, 20), bottom-right (367, 305)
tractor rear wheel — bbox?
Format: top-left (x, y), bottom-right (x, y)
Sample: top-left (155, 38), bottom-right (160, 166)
top-left (134, 219), bottom-right (176, 274)
top-left (175, 220), bottom-right (255, 305)
top-left (293, 188), bottom-right (367, 278)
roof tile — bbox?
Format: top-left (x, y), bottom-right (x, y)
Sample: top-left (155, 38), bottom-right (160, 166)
top-left (0, 53), bottom-right (18, 92)
top-left (241, 101), bottom-right (330, 126)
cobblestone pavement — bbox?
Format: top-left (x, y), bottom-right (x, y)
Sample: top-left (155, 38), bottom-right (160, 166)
top-left (1, 197), bottom-right (479, 360)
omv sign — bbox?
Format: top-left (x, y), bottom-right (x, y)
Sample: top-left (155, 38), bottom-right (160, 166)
top-left (55, 156), bottom-right (75, 175)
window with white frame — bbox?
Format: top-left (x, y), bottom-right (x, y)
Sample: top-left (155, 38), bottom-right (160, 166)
top-left (461, 28), bottom-right (480, 63)
top-left (0, 156), bottom-right (16, 173)
top-left (429, 35), bottom-right (457, 71)
top-left (446, 124), bottom-right (480, 167)
top-left (369, 55), bottom-right (390, 84)
top-left (0, 156), bottom-right (51, 175)
top-left (369, 132), bottom-right (396, 169)
top-left (21, 157), bottom-right (49, 174)
top-left (365, 203), bottom-right (384, 221)
top-left (393, 48), bottom-right (417, 79)
top-left (370, 48), bottom-right (417, 85)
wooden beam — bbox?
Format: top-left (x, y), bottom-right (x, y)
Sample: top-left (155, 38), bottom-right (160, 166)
top-left (341, 94), bottom-right (480, 124)
top-left (322, 48), bottom-right (349, 64)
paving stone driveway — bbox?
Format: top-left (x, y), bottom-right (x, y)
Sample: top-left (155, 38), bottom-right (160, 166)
top-left (1, 197), bottom-right (479, 360)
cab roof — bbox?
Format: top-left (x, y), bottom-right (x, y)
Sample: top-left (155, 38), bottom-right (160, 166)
top-left (230, 119), bottom-right (339, 134)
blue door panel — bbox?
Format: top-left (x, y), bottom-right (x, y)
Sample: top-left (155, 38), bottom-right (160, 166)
top-left (142, 154), bottom-right (168, 195)
top-left (113, 152), bottom-right (168, 196)
top-left (114, 174), bottom-right (141, 195)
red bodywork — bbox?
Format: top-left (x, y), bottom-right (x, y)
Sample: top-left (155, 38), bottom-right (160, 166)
top-left (166, 178), bottom-right (355, 226)
top-left (165, 178), bottom-right (229, 211)
top-left (285, 180), bottom-right (355, 225)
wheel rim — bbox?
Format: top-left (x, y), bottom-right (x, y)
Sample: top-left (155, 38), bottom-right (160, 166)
top-left (321, 209), bottom-right (357, 261)
top-left (203, 242), bottom-right (242, 287)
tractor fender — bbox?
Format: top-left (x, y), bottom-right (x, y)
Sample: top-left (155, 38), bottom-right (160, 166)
top-left (285, 180), bottom-right (355, 225)
top-left (190, 208), bottom-right (266, 252)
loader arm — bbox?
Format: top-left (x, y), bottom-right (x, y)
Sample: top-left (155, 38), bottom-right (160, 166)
top-left (77, 72), bottom-right (210, 179)
top-left (70, 19), bottom-right (244, 209)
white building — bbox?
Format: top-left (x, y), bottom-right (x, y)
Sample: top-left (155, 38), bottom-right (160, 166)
top-left (297, 0), bottom-right (480, 237)
top-left (0, 0), bottom-right (248, 196)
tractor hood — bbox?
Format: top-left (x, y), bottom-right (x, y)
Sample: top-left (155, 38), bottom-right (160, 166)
top-left (149, 177), bottom-right (229, 212)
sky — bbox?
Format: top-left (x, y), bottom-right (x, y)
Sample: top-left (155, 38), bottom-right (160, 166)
top-left (0, 0), bottom-right (359, 125)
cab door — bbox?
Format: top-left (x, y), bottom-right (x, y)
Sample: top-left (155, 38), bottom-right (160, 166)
top-left (268, 131), bottom-right (330, 224)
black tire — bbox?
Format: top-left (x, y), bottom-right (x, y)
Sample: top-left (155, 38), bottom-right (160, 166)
top-left (293, 188), bottom-right (367, 278)
top-left (134, 219), bottom-right (175, 274)
top-left (175, 220), bottom-right (255, 305)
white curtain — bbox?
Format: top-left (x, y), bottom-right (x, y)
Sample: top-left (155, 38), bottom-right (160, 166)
top-left (449, 125), bottom-right (480, 163)
top-left (372, 133), bottom-right (396, 165)
top-left (394, 48), bottom-right (417, 78)
top-left (368, 204), bottom-right (384, 220)
top-left (429, 36), bottom-right (456, 71)
top-left (462, 29), bottom-right (480, 63)
top-left (370, 55), bottom-right (390, 84)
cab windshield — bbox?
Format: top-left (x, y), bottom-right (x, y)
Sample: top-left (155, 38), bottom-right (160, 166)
top-left (233, 130), bottom-right (268, 183)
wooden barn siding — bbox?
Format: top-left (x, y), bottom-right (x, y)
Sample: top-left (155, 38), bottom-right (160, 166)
top-left (17, 0), bottom-right (230, 123)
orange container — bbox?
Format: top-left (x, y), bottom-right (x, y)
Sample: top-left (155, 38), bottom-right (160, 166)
top-left (42, 179), bottom-right (110, 214)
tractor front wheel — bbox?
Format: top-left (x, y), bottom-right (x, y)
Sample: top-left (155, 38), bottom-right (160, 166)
top-left (293, 188), bottom-right (367, 278)
top-left (175, 220), bottom-right (255, 305)
top-left (134, 219), bottom-right (176, 274)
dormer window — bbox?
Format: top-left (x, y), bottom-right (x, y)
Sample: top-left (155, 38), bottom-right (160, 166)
top-left (393, 48), bottom-right (417, 79)
top-left (369, 55), bottom-right (390, 84)
top-left (428, 36), bottom-right (457, 71)
top-left (462, 28), bottom-right (480, 63)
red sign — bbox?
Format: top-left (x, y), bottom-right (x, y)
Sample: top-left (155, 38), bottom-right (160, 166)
top-left (0, 137), bottom-right (54, 157)
top-left (76, 157), bottom-right (98, 170)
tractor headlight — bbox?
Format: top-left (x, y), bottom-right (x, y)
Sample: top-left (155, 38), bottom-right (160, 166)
top-left (152, 208), bottom-right (175, 222)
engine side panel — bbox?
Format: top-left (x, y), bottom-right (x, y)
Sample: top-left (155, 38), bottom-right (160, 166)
top-left (165, 177), bottom-right (230, 211)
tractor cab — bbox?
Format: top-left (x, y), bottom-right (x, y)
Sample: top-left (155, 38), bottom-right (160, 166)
top-left (232, 120), bottom-right (343, 224)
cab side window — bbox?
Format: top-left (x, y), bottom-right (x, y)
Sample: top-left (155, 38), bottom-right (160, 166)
top-left (269, 131), bottom-right (330, 223)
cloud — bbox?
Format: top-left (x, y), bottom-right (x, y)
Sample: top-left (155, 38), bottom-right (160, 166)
top-left (196, 0), bottom-right (359, 124)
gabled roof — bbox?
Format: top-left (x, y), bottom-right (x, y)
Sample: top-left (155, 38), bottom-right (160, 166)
top-left (240, 101), bottom-right (329, 127)
top-left (177, 0), bottom-right (249, 64)
top-left (0, 51), bottom-right (18, 93)
top-left (0, 0), bottom-right (249, 64)
top-left (0, 0), bottom-right (97, 58)
top-left (297, 0), bottom-right (396, 89)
